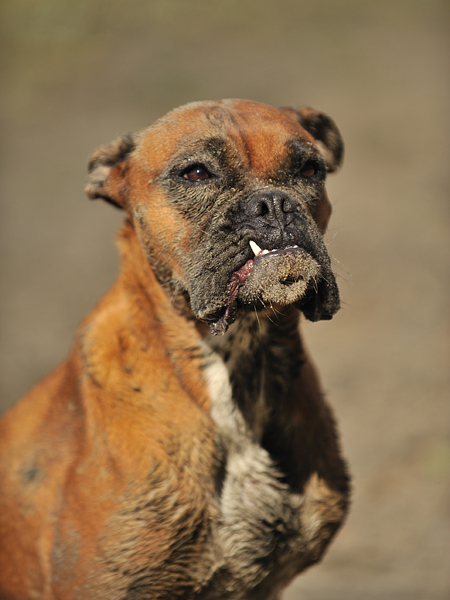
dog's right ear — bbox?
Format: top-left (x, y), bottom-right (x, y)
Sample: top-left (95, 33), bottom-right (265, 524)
top-left (279, 107), bottom-right (343, 173)
top-left (85, 134), bottom-right (136, 209)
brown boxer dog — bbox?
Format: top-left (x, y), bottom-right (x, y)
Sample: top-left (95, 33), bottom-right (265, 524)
top-left (0, 100), bottom-right (350, 600)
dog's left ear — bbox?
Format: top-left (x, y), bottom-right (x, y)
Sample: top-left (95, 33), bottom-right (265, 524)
top-left (279, 107), bottom-right (344, 172)
top-left (85, 134), bottom-right (136, 209)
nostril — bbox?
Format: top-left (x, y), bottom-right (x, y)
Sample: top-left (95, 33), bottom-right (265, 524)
top-left (260, 201), bottom-right (270, 217)
top-left (244, 192), bottom-right (295, 220)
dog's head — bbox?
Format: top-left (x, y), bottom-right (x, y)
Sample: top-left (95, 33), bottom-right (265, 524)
top-left (86, 100), bottom-right (343, 334)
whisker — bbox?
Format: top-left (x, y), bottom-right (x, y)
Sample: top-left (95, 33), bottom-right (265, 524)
top-left (253, 306), bottom-right (262, 330)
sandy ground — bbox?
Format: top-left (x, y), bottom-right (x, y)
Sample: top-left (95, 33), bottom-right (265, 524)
top-left (1, 1), bottom-right (449, 598)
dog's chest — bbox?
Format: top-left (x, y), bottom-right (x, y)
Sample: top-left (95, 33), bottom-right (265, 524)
top-left (199, 320), bottom-right (306, 597)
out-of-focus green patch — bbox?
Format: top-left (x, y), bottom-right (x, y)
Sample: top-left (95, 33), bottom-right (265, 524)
top-left (419, 439), bottom-right (450, 480)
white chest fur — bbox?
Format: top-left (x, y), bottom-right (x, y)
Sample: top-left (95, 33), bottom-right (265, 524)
top-left (198, 314), bottom-right (348, 599)
top-left (200, 328), bottom-right (306, 596)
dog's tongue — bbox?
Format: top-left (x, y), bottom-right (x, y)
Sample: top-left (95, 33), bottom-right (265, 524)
top-left (209, 259), bottom-right (254, 335)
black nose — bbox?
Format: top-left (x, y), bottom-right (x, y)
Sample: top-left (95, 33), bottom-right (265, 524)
top-left (244, 191), bottom-right (296, 226)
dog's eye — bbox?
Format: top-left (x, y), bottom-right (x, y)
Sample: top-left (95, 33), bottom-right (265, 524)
top-left (182, 164), bottom-right (212, 181)
top-left (300, 162), bottom-right (317, 178)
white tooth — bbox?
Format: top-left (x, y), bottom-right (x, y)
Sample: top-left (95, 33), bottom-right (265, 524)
top-left (249, 240), bottom-right (262, 256)
top-left (261, 249), bottom-right (270, 255)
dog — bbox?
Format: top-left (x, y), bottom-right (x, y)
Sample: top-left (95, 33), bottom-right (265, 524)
top-left (0, 99), bottom-right (350, 600)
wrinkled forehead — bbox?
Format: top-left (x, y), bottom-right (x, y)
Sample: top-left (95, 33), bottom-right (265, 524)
top-left (135, 100), bottom-right (317, 172)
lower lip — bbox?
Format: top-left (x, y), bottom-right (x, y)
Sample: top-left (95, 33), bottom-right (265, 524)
top-left (256, 246), bottom-right (306, 259)
top-left (231, 246), bottom-right (308, 291)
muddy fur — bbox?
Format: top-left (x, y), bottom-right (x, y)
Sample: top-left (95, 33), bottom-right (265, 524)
top-left (0, 99), bottom-right (349, 600)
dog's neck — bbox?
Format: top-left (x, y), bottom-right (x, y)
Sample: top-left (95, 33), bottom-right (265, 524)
top-left (117, 219), bottom-right (195, 320)
top-left (203, 308), bottom-right (303, 441)
top-left (116, 219), bottom-right (304, 437)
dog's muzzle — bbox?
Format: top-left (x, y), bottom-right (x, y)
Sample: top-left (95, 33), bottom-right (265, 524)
top-left (206, 192), bottom-right (340, 335)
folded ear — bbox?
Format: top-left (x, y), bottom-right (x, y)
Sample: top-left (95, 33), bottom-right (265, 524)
top-left (85, 133), bottom-right (136, 208)
top-left (279, 106), bottom-right (344, 172)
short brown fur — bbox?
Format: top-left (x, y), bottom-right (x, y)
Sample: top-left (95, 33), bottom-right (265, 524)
top-left (0, 100), bottom-right (349, 600)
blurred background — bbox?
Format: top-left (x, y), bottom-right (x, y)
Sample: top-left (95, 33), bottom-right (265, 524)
top-left (1, 1), bottom-right (449, 598)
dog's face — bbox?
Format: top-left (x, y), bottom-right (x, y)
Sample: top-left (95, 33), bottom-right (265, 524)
top-left (86, 100), bottom-right (343, 334)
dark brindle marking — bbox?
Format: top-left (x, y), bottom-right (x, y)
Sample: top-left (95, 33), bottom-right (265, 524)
top-left (0, 99), bottom-right (349, 600)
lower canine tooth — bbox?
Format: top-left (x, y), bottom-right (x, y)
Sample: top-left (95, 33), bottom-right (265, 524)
top-left (249, 240), bottom-right (262, 256)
